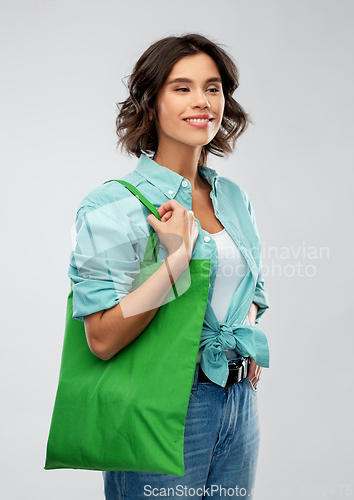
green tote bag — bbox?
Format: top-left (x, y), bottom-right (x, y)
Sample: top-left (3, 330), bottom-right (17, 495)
top-left (45, 180), bottom-right (211, 477)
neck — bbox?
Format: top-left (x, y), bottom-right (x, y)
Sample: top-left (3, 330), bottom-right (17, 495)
top-left (153, 144), bottom-right (205, 192)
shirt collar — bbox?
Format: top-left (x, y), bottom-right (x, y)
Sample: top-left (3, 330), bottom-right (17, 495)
top-left (135, 154), bottom-right (219, 199)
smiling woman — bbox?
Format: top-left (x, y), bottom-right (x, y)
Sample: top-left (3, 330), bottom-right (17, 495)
top-left (116, 34), bottom-right (249, 166)
top-left (63, 33), bottom-right (270, 500)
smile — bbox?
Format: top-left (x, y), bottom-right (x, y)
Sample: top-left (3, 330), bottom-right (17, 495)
top-left (184, 118), bottom-right (212, 122)
top-left (183, 116), bottom-right (214, 128)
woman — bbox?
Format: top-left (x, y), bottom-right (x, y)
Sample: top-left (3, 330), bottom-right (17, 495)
top-left (69, 34), bottom-right (270, 499)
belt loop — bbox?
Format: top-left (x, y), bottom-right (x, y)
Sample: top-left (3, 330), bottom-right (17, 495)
top-left (192, 364), bottom-right (200, 391)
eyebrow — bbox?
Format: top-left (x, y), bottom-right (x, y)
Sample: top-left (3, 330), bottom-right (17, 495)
top-left (167, 77), bottom-right (222, 85)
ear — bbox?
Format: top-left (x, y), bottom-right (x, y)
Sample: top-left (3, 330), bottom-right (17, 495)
top-left (148, 112), bottom-right (153, 121)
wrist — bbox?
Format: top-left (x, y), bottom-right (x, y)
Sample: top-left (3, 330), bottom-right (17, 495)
top-left (166, 245), bottom-right (189, 276)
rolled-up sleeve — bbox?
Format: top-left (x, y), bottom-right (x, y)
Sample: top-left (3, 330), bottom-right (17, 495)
top-left (68, 203), bottom-right (141, 321)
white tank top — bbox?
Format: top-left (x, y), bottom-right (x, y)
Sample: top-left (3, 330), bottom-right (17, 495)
top-left (197, 227), bottom-right (249, 364)
top-left (210, 228), bottom-right (248, 323)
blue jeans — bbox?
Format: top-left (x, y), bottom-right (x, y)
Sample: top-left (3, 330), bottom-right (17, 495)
top-left (103, 363), bottom-right (260, 499)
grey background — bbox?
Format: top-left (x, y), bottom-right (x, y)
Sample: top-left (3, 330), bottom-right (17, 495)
top-left (1, 0), bottom-right (353, 498)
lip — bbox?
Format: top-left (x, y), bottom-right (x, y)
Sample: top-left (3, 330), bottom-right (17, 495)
top-left (184, 115), bottom-right (213, 120)
top-left (183, 115), bottom-right (214, 128)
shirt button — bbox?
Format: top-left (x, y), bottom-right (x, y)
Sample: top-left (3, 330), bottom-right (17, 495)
top-left (204, 236), bottom-right (211, 243)
top-left (168, 189), bottom-right (174, 196)
top-left (181, 180), bottom-right (188, 187)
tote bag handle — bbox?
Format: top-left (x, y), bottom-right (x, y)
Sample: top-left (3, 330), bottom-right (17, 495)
top-left (104, 179), bottom-right (178, 297)
top-left (104, 179), bottom-right (161, 263)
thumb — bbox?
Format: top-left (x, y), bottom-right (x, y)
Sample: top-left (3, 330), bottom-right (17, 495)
top-left (146, 213), bottom-right (162, 231)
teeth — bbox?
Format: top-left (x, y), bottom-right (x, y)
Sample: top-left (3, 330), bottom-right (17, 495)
top-left (185, 118), bottom-right (210, 122)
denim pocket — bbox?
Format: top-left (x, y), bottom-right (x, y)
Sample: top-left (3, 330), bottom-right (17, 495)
top-left (244, 377), bottom-right (258, 394)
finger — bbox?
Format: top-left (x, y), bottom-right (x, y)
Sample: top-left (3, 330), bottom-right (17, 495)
top-left (188, 212), bottom-right (196, 231)
top-left (253, 362), bottom-right (262, 379)
top-left (161, 210), bottom-right (173, 222)
top-left (252, 365), bottom-right (262, 388)
top-left (146, 213), bottom-right (163, 231)
top-left (157, 200), bottom-right (180, 218)
top-left (251, 376), bottom-right (259, 388)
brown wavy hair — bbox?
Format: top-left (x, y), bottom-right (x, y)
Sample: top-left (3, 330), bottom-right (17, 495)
top-left (116, 34), bottom-right (250, 166)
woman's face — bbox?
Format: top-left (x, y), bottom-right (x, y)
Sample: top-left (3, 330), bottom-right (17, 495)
top-left (155, 53), bottom-right (225, 153)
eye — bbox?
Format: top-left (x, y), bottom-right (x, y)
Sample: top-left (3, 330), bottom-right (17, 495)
top-left (175, 87), bottom-right (189, 92)
top-left (207, 87), bottom-right (220, 93)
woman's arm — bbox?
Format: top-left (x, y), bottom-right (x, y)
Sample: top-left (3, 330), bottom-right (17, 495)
top-left (247, 302), bottom-right (258, 326)
top-left (84, 200), bottom-right (198, 360)
top-left (84, 247), bottom-right (187, 360)
top-left (247, 302), bottom-right (263, 387)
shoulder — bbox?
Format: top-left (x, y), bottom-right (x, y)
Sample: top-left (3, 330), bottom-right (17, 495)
top-left (216, 175), bottom-right (251, 213)
top-left (74, 169), bottom-right (146, 224)
top-left (78, 169), bottom-right (141, 210)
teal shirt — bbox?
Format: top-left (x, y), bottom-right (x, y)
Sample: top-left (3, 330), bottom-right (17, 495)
top-left (68, 154), bottom-right (270, 387)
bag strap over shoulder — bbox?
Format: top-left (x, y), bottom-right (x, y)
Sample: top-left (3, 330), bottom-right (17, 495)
top-left (105, 180), bottom-right (161, 221)
top-left (104, 179), bottom-right (161, 264)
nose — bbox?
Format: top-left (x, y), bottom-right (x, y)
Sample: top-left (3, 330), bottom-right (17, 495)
top-left (191, 90), bottom-right (210, 109)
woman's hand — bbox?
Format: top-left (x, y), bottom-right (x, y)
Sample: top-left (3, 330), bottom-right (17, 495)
top-left (247, 302), bottom-right (262, 389)
top-left (247, 359), bottom-right (262, 389)
top-left (146, 200), bottom-right (199, 261)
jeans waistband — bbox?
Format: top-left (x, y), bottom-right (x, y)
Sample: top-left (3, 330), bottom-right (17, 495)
top-left (192, 357), bottom-right (248, 390)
